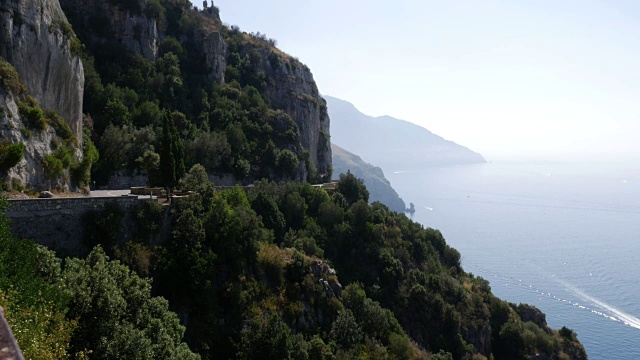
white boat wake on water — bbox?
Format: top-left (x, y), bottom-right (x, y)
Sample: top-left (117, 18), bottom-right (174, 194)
top-left (555, 278), bottom-right (640, 330)
top-left (470, 263), bottom-right (640, 332)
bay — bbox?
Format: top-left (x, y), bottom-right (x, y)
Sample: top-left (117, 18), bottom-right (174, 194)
top-left (387, 161), bottom-right (640, 359)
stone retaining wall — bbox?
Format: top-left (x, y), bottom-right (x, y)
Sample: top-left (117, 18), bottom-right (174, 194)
top-left (6, 197), bottom-right (141, 256)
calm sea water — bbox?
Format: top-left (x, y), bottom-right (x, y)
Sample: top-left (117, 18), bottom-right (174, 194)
top-left (386, 161), bottom-right (640, 360)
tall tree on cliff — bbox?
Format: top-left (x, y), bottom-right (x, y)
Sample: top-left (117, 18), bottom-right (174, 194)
top-left (160, 112), bottom-right (185, 194)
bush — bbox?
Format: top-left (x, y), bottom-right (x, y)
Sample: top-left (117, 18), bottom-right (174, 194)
top-left (18, 101), bottom-right (47, 130)
top-left (559, 326), bottom-right (576, 341)
top-left (11, 177), bottom-right (24, 192)
top-left (43, 154), bottom-right (63, 181)
top-left (53, 144), bottom-right (73, 169)
top-left (44, 110), bottom-right (76, 144)
top-left (0, 140), bottom-right (24, 171)
top-left (0, 57), bottom-right (25, 95)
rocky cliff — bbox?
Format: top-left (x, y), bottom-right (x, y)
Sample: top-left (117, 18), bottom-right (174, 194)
top-left (0, 0), bottom-right (84, 140)
top-left (242, 44), bottom-right (332, 179)
top-left (60, 0), bottom-right (331, 182)
top-left (60, 0), bottom-right (158, 60)
top-left (0, 89), bottom-right (57, 189)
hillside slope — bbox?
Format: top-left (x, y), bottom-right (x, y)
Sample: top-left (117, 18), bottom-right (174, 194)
top-left (326, 95), bottom-right (485, 172)
top-left (332, 143), bottom-right (406, 212)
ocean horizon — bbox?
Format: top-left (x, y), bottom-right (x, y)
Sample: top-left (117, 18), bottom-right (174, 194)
top-left (388, 161), bottom-right (640, 360)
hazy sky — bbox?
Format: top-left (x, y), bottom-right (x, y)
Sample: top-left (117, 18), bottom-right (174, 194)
top-left (197, 1), bottom-right (640, 161)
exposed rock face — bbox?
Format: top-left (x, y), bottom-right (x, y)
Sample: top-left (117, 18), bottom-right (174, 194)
top-left (1, 91), bottom-right (58, 189)
top-left (105, 5), bottom-right (158, 59)
top-left (60, 0), bottom-right (158, 60)
top-left (0, 0), bottom-right (84, 140)
top-left (518, 304), bottom-right (551, 334)
top-left (58, 0), bottom-right (331, 183)
top-left (462, 321), bottom-right (492, 356)
top-left (258, 52), bottom-right (332, 178)
top-left (202, 31), bottom-right (226, 83)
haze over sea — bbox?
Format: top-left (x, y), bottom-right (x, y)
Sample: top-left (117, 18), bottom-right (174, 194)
top-left (388, 161), bottom-right (640, 360)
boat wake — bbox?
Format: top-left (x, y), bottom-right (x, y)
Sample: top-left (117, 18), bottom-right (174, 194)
top-left (555, 279), bottom-right (640, 330)
top-left (469, 264), bottom-right (640, 331)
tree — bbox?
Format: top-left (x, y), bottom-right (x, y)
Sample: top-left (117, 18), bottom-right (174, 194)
top-left (0, 140), bottom-right (24, 172)
top-left (335, 171), bottom-right (369, 206)
top-left (137, 150), bottom-right (161, 186)
top-left (180, 163), bottom-right (209, 191)
top-left (62, 247), bottom-right (200, 360)
top-left (330, 310), bottom-right (363, 349)
top-left (0, 195), bottom-right (76, 359)
top-left (237, 313), bottom-right (294, 360)
top-left (277, 149), bottom-right (299, 178)
top-left (43, 154), bottom-right (63, 189)
top-left (160, 112), bottom-right (185, 193)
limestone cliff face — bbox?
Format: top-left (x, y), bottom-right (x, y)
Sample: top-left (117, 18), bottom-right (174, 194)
top-left (60, 0), bottom-right (158, 60)
top-left (0, 91), bottom-right (58, 189)
top-left (201, 31), bottom-right (227, 84)
top-left (262, 57), bottom-right (332, 178)
top-left (0, 0), bottom-right (84, 140)
top-left (239, 46), bottom-right (331, 178)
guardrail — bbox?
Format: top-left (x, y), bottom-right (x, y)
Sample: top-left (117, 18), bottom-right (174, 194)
top-left (0, 306), bottom-right (25, 360)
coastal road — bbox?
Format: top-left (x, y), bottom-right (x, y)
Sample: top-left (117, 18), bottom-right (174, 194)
top-left (90, 189), bottom-right (132, 197)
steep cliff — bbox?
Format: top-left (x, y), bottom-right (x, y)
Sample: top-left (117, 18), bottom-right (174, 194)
top-left (58, 1), bottom-right (331, 184)
top-left (0, 59), bottom-right (75, 190)
top-left (60, 0), bottom-right (158, 60)
top-left (233, 40), bottom-right (332, 180)
top-left (0, 0), bottom-right (84, 140)
top-left (0, 90), bottom-right (57, 189)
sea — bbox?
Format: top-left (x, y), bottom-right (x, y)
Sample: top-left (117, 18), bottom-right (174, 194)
top-left (386, 161), bottom-right (640, 360)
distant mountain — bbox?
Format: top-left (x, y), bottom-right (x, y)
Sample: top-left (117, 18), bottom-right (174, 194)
top-left (325, 96), bottom-right (486, 172)
top-left (332, 144), bottom-right (406, 212)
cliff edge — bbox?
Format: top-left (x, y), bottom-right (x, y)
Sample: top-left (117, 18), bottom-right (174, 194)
top-left (0, 0), bottom-right (84, 141)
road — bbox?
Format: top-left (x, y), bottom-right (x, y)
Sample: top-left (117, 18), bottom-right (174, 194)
top-left (90, 189), bottom-right (132, 197)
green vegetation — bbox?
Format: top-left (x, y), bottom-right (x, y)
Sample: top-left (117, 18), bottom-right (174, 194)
top-left (0, 194), bottom-right (198, 359)
top-left (160, 112), bottom-right (185, 191)
top-left (60, 0), bottom-right (319, 187)
top-left (0, 170), bottom-right (585, 359)
top-left (0, 1), bottom-right (586, 359)
top-left (0, 139), bottom-right (24, 172)
top-left (18, 99), bottom-right (47, 131)
top-left (0, 57), bottom-right (25, 95)
top-left (142, 172), bottom-right (584, 359)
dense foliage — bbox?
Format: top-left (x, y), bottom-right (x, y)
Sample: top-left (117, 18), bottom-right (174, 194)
top-left (61, 0), bottom-right (320, 187)
top-left (0, 1), bottom-right (586, 359)
top-left (0, 195), bottom-right (199, 359)
top-left (67, 171), bottom-right (582, 359)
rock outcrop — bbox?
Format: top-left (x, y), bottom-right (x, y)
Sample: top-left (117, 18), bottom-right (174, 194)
top-left (262, 58), bottom-right (332, 179)
top-left (60, 0), bottom-right (158, 60)
top-left (0, 90), bottom-right (58, 189)
top-left (202, 31), bottom-right (227, 83)
top-left (0, 0), bottom-right (84, 140)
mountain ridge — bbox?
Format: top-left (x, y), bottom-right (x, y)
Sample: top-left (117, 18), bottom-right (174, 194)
top-left (331, 143), bottom-right (406, 212)
top-left (326, 95), bottom-right (485, 172)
